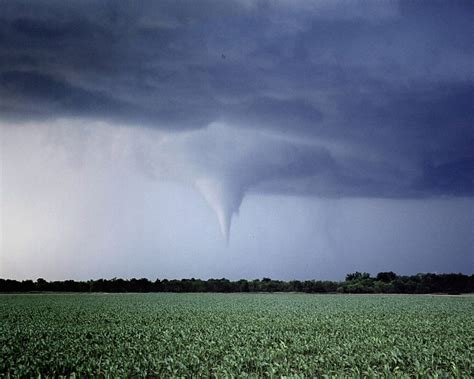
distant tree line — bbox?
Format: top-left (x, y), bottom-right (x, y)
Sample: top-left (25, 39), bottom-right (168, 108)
top-left (0, 272), bottom-right (472, 294)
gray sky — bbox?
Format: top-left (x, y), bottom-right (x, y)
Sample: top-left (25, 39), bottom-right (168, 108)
top-left (1, 0), bottom-right (473, 280)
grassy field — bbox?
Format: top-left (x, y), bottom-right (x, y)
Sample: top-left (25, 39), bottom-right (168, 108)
top-left (1, 293), bottom-right (472, 377)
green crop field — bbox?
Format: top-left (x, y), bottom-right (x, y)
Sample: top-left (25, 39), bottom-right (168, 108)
top-left (1, 293), bottom-right (472, 377)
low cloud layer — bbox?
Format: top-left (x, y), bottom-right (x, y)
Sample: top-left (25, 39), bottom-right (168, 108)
top-left (1, 1), bottom-right (473, 241)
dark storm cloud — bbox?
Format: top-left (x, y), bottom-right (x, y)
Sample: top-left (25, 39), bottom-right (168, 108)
top-left (0, 70), bottom-right (216, 128)
top-left (1, 0), bottom-right (473, 197)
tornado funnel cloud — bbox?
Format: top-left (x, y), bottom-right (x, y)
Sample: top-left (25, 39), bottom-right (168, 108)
top-left (195, 178), bottom-right (244, 244)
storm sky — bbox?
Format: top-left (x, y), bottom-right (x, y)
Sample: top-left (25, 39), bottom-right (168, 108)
top-left (1, 0), bottom-right (473, 280)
